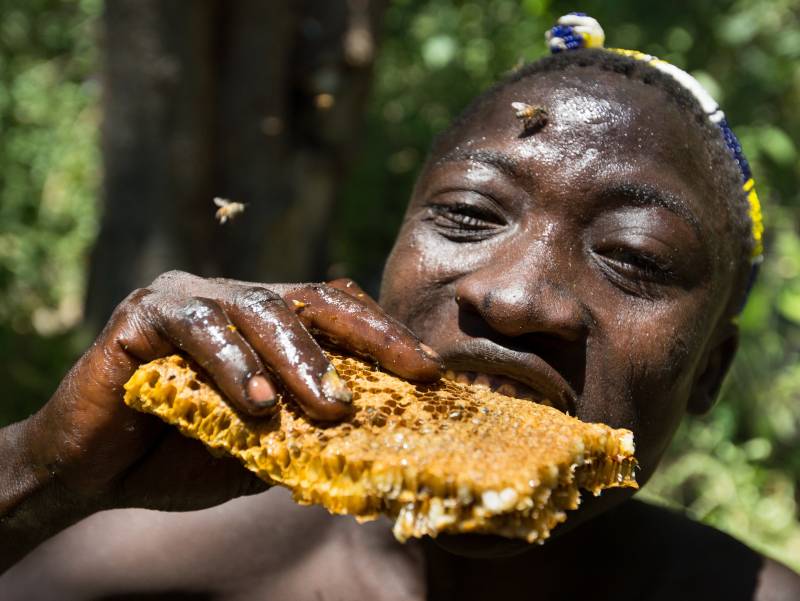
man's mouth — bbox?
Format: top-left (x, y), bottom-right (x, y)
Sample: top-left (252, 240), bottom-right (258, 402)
top-left (437, 342), bottom-right (578, 415)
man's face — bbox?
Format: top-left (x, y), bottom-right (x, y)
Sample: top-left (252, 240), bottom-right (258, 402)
top-left (380, 67), bottom-right (738, 521)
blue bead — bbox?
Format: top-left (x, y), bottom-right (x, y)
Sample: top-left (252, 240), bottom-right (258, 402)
top-left (551, 25), bottom-right (573, 38)
top-left (717, 119), bottom-right (752, 182)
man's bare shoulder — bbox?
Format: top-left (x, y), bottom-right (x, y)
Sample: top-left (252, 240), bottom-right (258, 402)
top-left (0, 489), bottom-right (337, 598)
top-left (1, 488), bottom-right (424, 600)
top-left (588, 500), bottom-right (800, 601)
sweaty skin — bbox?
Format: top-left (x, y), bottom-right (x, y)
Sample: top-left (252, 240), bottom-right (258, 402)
top-left (1, 66), bottom-right (799, 599)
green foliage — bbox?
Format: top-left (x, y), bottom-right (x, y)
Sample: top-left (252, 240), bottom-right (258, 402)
top-left (0, 0), bottom-right (100, 321)
top-left (0, 0), bottom-right (100, 423)
top-left (1, 0), bottom-right (799, 572)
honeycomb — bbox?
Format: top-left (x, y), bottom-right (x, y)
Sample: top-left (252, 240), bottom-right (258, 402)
top-left (123, 352), bottom-right (637, 543)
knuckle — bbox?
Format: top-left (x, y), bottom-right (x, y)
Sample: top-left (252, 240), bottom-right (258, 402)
top-left (105, 293), bottom-right (188, 361)
top-left (236, 286), bottom-right (283, 311)
top-left (113, 287), bottom-right (153, 316)
top-left (313, 283), bottom-right (342, 304)
top-left (210, 276), bottom-right (238, 287)
top-left (329, 277), bottom-right (357, 288)
top-left (151, 269), bottom-right (197, 288)
top-left (103, 288), bottom-right (155, 338)
top-left (173, 296), bottom-right (223, 325)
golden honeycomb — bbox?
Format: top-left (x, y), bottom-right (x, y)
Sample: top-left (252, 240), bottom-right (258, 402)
top-left (123, 352), bottom-right (637, 543)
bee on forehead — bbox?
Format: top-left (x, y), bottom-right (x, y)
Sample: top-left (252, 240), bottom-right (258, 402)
top-left (213, 197), bottom-right (246, 224)
top-left (511, 101), bottom-right (548, 133)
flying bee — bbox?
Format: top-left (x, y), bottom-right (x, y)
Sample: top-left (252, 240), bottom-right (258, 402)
top-left (213, 197), bottom-right (246, 224)
top-left (511, 102), bottom-right (548, 132)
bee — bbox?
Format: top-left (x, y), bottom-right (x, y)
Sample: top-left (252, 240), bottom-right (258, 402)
top-left (511, 102), bottom-right (548, 132)
top-left (213, 197), bottom-right (246, 224)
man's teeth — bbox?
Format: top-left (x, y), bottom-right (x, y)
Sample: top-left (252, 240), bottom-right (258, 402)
top-left (473, 374), bottom-right (491, 389)
top-left (443, 370), bottom-right (555, 408)
top-left (495, 382), bottom-right (517, 397)
top-left (454, 371), bottom-right (471, 385)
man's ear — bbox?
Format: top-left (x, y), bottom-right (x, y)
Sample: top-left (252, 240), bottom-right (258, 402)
top-left (687, 322), bottom-right (739, 415)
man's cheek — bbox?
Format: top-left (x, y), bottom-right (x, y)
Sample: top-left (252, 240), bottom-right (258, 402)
top-left (611, 313), bottom-right (694, 402)
top-left (594, 298), bottom-right (699, 380)
top-left (584, 304), bottom-right (694, 410)
top-left (381, 233), bottom-right (453, 330)
top-left (408, 218), bottom-right (505, 276)
top-left (597, 311), bottom-right (698, 468)
top-left (380, 232), bottom-right (421, 316)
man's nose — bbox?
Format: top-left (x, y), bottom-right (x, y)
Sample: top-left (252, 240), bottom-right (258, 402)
top-left (453, 252), bottom-right (588, 342)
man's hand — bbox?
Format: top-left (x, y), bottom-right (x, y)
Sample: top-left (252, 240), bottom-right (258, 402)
top-left (0, 271), bottom-right (441, 570)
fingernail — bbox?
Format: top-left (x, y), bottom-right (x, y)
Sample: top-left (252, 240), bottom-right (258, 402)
top-left (419, 342), bottom-right (441, 362)
top-left (248, 374), bottom-right (277, 408)
top-left (321, 366), bottom-right (352, 404)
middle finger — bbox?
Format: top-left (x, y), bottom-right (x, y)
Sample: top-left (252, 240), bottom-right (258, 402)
top-left (223, 286), bottom-right (353, 421)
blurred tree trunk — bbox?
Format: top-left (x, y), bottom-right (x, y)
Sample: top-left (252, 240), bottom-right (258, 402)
top-left (85, 0), bottom-right (386, 332)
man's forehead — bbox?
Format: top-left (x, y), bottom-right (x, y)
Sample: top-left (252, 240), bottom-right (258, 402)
top-left (432, 68), bottom-right (720, 211)
top-left (464, 69), bottom-right (687, 153)
top-left (548, 90), bottom-right (626, 128)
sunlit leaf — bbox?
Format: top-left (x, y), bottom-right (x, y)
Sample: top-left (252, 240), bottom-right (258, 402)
top-left (759, 126), bottom-right (797, 165)
top-left (421, 34), bottom-right (457, 68)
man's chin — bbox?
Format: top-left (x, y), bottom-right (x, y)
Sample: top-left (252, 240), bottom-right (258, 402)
top-left (430, 488), bottom-right (635, 559)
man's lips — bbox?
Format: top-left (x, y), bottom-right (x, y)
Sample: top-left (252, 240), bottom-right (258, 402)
top-left (437, 341), bottom-right (578, 415)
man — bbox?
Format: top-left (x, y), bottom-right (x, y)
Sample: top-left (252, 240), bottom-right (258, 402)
top-left (1, 15), bottom-right (799, 600)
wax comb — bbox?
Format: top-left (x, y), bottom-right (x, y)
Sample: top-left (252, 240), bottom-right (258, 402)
top-left (123, 352), bottom-right (637, 543)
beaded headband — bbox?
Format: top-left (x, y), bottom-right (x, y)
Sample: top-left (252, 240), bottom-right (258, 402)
top-left (545, 13), bottom-right (764, 307)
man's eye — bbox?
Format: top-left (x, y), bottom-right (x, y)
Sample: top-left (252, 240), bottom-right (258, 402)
top-left (597, 247), bottom-right (677, 288)
top-left (428, 202), bottom-right (504, 240)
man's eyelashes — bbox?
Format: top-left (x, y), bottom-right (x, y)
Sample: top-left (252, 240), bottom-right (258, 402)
top-left (597, 248), bottom-right (676, 281)
top-left (591, 247), bottom-right (680, 300)
top-left (425, 197), bottom-right (506, 241)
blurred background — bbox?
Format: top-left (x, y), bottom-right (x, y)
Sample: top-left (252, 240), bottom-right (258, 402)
top-left (0, 0), bottom-right (798, 569)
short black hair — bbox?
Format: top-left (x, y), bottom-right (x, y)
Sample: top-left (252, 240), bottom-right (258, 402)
top-left (428, 48), bottom-right (754, 310)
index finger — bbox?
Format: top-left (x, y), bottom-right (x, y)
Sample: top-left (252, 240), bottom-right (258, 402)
top-left (284, 284), bottom-right (443, 381)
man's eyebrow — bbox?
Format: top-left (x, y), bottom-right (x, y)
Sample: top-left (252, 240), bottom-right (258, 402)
top-left (435, 148), bottom-right (524, 180)
top-left (598, 183), bottom-right (702, 235)
top-left (435, 150), bottom-right (702, 234)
